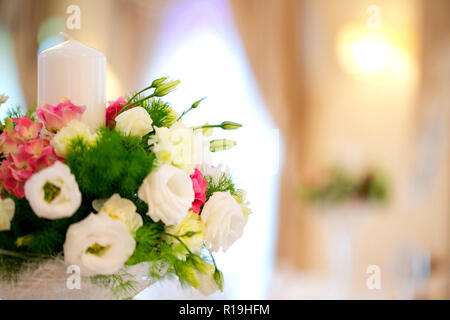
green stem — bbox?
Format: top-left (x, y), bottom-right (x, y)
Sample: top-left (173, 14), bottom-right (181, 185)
top-left (192, 124), bottom-right (222, 130)
top-left (177, 106), bottom-right (194, 121)
top-left (163, 232), bottom-right (193, 255)
top-left (128, 85), bottom-right (154, 103)
top-left (207, 248), bottom-right (218, 270)
top-left (122, 94), bottom-right (155, 112)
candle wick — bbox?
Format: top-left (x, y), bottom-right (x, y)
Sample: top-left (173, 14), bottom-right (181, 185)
top-left (59, 32), bottom-right (73, 40)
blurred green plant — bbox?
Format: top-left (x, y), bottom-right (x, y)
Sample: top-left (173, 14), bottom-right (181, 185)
top-left (301, 167), bottom-right (389, 205)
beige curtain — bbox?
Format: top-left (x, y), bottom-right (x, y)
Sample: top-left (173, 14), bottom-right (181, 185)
top-left (420, 0), bottom-right (450, 298)
top-left (0, 0), bottom-right (51, 108)
top-left (229, 0), bottom-right (316, 269)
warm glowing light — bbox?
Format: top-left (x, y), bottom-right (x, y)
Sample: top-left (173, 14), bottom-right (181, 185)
top-left (347, 34), bottom-right (390, 73)
top-left (337, 26), bottom-right (416, 82)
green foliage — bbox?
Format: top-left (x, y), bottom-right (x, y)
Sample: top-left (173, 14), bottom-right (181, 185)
top-left (204, 173), bottom-right (238, 203)
top-left (126, 222), bottom-right (216, 288)
top-left (66, 127), bottom-right (154, 199)
top-left (0, 253), bottom-right (47, 283)
top-left (125, 222), bottom-right (175, 267)
top-left (148, 99), bottom-right (178, 128)
top-left (4, 105), bottom-right (36, 121)
top-left (127, 95), bottom-right (178, 129)
top-left (0, 194), bottom-right (92, 258)
top-left (89, 272), bottom-right (139, 300)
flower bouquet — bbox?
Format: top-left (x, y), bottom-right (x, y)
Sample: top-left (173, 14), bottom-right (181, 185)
top-left (0, 78), bottom-right (250, 299)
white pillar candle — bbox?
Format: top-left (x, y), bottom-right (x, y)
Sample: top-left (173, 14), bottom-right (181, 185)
top-left (38, 40), bottom-right (106, 131)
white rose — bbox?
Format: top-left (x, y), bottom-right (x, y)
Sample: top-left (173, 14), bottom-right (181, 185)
top-left (24, 161), bottom-right (82, 220)
top-left (0, 198), bottom-right (15, 231)
top-left (151, 122), bottom-right (198, 174)
top-left (51, 120), bottom-right (97, 157)
top-left (63, 213), bottom-right (136, 276)
top-left (115, 107), bottom-right (153, 137)
top-left (92, 193), bottom-right (143, 233)
top-left (201, 191), bottom-right (246, 252)
top-left (138, 164), bottom-right (194, 226)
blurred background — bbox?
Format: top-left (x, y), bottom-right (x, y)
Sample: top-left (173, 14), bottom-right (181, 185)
top-left (0, 0), bottom-right (448, 299)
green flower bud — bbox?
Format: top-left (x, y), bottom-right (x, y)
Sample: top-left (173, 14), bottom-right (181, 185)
top-left (191, 97), bottom-right (206, 109)
top-left (209, 139), bottom-right (236, 152)
top-left (151, 77), bottom-right (168, 88)
top-left (214, 269), bottom-right (224, 292)
top-left (220, 121), bottom-right (242, 130)
top-left (153, 80), bottom-right (180, 97)
top-left (175, 259), bottom-right (201, 288)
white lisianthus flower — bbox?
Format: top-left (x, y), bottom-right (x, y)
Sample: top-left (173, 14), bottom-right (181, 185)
top-left (201, 191), bottom-right (246, 252)
top-left (63, 213), bottom-right (136, 276)
top-left (0, 198), bottom-right (15, 231)
top-left (165, 211), bottom-right (205, 254)
top-left (138, 164), bottom-right (194, 226)
top-left (50, 120), bottom-right (97, 157)
top-left (24, 161), bottom-right (81, 220)
top-left (151, 122), bottom-right (199, 174)
top-left (115, 107), bottom-right (153, 137)
top-left (92, 193), bottom-right (143, 233)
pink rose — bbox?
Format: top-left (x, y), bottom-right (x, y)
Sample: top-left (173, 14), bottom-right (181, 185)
top-left (105, 97), bottom-right (127, 129)
top-left (190, 168), bottom-right (207, 213)
top-left (36, 100), bottom-right (86, 133)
